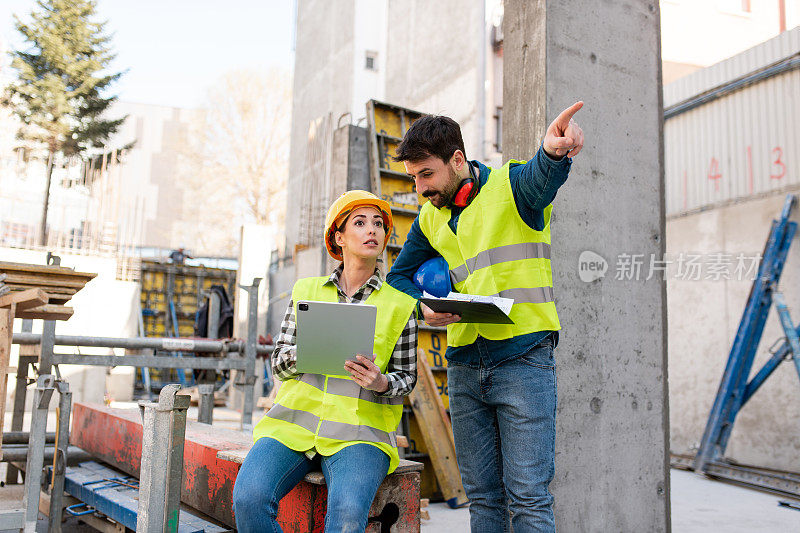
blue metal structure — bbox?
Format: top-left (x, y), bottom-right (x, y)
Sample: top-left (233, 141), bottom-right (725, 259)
top-left (61, 461), bottom-right (228, 532)
top-left (694, 194), bottom-right (799, 472)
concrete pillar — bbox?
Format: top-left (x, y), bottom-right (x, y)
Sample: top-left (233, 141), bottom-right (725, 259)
top-left (323, 124), bottom-right (372, 273)
top-left (503, 1), bottom-right (669, 531)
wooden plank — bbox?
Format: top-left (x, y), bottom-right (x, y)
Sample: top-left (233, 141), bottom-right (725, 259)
top-left (0, 303), bottom-right (16, 458)
top-left (2, 273), bottom-right (91, 289)
top-left (408, 348), bottom-right (468, 507)
top-left (3, 290), bottom-right (76, 305)
top-left (0, 261), bottom-right (96, 279)
top-left (16, 305), bottom-right (74, 321)
top-left (0, 288), bottom-right (49, 311)
top-left (2, 282), bottom-right (76, 293)
top-left (4, 284), bottom-right (77, 296)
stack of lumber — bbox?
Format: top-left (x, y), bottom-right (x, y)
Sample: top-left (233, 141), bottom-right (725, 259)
top-left (0, 261), bottom-right (96, 320)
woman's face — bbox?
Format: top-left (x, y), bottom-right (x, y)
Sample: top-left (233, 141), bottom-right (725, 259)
top-left (334, 205), bottom-right (386, 261)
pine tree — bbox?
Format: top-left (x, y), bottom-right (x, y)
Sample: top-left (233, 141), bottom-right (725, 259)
top-left (5, 0), bottom-right (126, 245)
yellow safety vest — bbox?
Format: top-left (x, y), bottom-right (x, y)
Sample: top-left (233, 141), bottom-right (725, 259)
top-left (252, 276), bottom-right (417, 474)
top-left (418, 160), bottom-right (561, 347)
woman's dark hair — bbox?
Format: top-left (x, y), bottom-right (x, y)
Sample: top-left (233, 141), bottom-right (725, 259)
top-left (393, 115), bottom-right (466, 164)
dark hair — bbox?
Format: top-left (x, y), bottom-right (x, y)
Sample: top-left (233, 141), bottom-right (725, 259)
top-left (393, 115), bottom-right (466, 164)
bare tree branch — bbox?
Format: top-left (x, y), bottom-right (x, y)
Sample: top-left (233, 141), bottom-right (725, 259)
top-left (171, 68), bottom-right (291, 255)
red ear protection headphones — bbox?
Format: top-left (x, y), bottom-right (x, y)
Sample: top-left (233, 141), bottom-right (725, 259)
top-left (452, 162), bottom-right (479, 208)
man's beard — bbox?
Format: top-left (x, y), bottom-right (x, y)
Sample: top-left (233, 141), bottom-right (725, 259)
top-left (424, 168), bottom-right (461, 209)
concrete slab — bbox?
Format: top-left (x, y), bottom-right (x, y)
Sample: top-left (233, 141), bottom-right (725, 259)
top-left (422, 502), bottom-right (471, 531)
top-left (423, 469), bottom-right (800, 532)
top-left (670, 469), bottom-right (800, 532)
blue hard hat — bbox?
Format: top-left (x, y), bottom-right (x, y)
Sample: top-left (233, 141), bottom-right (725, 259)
top-left (413, 256), bottom-right (452, 298)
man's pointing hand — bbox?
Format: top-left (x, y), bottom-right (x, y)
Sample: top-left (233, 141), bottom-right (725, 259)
top-left (543, 101), bottom-right (585, 160)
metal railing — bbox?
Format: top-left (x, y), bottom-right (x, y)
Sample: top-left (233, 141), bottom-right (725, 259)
top-left (9, 278), bottom-right (270, 428)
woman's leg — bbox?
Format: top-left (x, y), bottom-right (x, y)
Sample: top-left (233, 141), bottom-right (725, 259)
top-left (320, 444), bottom-right (389, 533)
top-left (232, 437), bottom-right (315, 533)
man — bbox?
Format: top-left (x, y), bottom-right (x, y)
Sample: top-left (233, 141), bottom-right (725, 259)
top-left (387, 102), bottom-right (584, 532)
top-left (169, 247), bottom-right (192, 265)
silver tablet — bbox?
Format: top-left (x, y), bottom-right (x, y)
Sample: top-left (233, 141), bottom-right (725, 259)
top-left (295, 300), bottom-right (377, 376)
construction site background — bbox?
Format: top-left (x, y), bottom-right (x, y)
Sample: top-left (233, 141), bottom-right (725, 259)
top-left (0, 0), bottom-right (798, 530)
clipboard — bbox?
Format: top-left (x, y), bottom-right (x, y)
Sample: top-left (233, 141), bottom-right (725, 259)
top-left (420, 297), bottom-right (514, 324)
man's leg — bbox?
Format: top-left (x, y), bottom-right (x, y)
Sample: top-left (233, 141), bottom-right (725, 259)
top-left (321, 443), bottom-right (389, 533)
top-left (493, 342), bottom-right (557, 532)
top-left (232, 437), bottom-right (315, 533)
top-left (448, 363), bottom-right (510, 532)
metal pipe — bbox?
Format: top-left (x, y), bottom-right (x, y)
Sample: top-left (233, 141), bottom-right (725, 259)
top-left (208, 292), bottom-right (221, 339)
top-left (1, 446), bottom-right (94, 465)
top-left (48, 381), bottom-right (72, 533)
top-left (2, 432), bottom-right (57, 445)
top-left (51, 353), bottom-right (248, 370)
top-left (12, 332), bottom-right (272, 355)
top-left (741, 347), bottom-right (786, 406)
top-left (665, 55), bottom-right (800, 119)
top-left (238, 279), bottom-right (261, 428)
top-left (22, 375), bottom-right (54, 532)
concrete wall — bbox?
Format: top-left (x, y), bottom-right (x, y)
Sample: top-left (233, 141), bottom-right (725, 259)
top-left (384, 0), bottom-right (483, 160)
top-left (286, 0), bottom-right (357, 253)
top-left (663, 28), bottom-right (800, 473)
top-left (663, 29), bottom-right (800, 216)
top-left (667, 193), bottom-right (800, 471)
top-left (503, 1), bottom-right (669, 530)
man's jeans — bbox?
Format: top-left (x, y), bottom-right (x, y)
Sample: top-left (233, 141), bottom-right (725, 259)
top-left (232, 437), bottom-right (389, 532)
top-left (448, 338), bottom-right (557, 532)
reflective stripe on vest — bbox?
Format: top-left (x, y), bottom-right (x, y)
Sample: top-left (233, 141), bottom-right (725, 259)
top-left (299, 373), bottom-right (403, 406)
top-left (418, 160), bottom-right (561, 347)
top-left (449, 242), bottom-right (553, 286)
top-left (251, 275), bottom-right (416, 474)
top-left (266, 404), bottom-right (397, 447)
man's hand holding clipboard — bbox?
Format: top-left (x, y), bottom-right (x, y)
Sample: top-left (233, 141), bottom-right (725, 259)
top-left (420, 292), bottom-right (514, 325)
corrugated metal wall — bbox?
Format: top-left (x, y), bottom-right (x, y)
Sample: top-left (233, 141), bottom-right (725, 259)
top-left (664, 28), bottom-right (799, 216)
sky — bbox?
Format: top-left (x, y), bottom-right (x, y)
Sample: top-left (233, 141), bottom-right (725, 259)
top-left (0, 0), bottom-right (295, 109)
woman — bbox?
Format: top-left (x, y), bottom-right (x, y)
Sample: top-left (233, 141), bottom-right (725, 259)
top-left (233, 190), bottom-right (418, 532)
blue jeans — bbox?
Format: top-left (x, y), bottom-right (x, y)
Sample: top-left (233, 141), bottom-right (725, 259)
top-left (448, 338), bottom-right (557, 532)
top-left (232, 437), bottom-right (389, 532)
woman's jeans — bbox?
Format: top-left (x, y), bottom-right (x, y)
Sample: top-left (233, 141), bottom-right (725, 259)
top-left (232, 437), bottom-right (389, 533)
top-left (448, 339), bottom-right (557, 532)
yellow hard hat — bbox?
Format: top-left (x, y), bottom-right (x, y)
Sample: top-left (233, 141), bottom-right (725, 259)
top-left (324, 190), bottom-right (393, 261)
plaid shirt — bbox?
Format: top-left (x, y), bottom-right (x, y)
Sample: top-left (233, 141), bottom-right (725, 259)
top-left (272, 265), bottom-right (418, 397)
